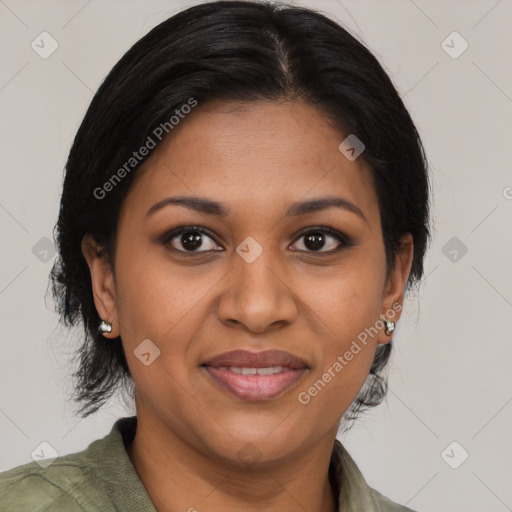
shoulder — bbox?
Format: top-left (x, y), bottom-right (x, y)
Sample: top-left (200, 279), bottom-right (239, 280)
top-left (0, 455), bottom-right (98, 512)
top-left (331, 439), bottom-right (418, 512)
top-left (368, 487), bottom-right (417, 512)
top-left (0, 417), bottom-right (139, 512)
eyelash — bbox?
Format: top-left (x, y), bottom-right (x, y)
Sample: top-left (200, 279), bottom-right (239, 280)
top-left (160, 225), bottom-right (353, 256)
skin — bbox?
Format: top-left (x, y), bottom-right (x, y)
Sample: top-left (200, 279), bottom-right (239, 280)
top-left (82, 100), bottom-right (413, 512)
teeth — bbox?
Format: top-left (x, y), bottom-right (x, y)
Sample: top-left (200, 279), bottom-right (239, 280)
top-left (256, 366), bottom-right (283, 375)
top-left (227, 366), bottom-right (284, 375)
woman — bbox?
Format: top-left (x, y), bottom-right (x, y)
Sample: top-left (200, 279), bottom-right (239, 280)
top-left (0, 1), bottom-right (430, 510)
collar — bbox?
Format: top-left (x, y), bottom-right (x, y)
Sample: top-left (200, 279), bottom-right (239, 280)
top-left (96, 416), bottom-right (404, 512)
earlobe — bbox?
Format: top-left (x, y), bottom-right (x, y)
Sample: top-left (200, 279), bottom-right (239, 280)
top-left (81, 234), bottom-right (120, 338)
top-left (377, 234), bottom-right (414, 345)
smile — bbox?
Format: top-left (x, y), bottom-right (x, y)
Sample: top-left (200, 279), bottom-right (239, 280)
top-left (201, 350), bottom-right (309, 401)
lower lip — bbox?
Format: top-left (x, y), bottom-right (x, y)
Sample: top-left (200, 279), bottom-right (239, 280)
top-left (203, 366), bottom-right (307, 401)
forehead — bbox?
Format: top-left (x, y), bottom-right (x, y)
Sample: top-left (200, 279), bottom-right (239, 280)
top-left (122, 100), bottom-right (379, 225)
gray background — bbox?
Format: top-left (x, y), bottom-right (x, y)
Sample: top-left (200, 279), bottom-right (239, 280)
top-left (1, 0), bottom-right (511, 510)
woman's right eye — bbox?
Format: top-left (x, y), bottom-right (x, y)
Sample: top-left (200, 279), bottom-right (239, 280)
top-left (163, 227), bottom-right (224, 253)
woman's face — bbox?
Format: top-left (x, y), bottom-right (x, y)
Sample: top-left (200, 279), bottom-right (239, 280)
top-left (85, 100), bottom-right (412, 465)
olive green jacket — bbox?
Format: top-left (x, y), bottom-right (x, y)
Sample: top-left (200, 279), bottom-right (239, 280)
top-left (0, 417), bottom-right (416, 511)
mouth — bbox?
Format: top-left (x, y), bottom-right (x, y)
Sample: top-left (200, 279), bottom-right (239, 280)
top-left (201, 349), bottom-right (309, 401)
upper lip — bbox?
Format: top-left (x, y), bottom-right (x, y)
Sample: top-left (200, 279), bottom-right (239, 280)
top-left (202, 350), bottom-right (308, 369)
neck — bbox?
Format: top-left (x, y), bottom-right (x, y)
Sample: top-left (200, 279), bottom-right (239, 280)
top-left (127, 413), bottom-right (338, 512)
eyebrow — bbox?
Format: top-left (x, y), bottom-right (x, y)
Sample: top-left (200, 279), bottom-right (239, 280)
top-left (146, 195), bottom-right (367, 222)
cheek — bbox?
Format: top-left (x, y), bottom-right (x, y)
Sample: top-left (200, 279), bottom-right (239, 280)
top-left (293, 290), bottom-right (381, 433)
top-left (300, 250), bottom-right (386, 341)
top-left (112, 241), bottom-right (224, 388)
top-left (111, 242), bottom-right (167, 345)
top-left (291, 252), bottom-right (385, 419)
top-left (113, 232), bottom-right (208, 336)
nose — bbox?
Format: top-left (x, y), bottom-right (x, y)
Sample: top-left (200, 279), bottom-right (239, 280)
top-left (216, 243), bottom-right (298, 334)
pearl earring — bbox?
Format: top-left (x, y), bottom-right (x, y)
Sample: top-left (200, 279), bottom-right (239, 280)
top-left (99, 320), bottom-right (113, 334)
top-left (384, 320), bottom-right (395, 336)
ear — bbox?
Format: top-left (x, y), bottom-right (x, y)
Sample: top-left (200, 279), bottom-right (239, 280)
top-left (376, 233), bottom-right (414, 345)
top-left (81, 234), bottom-right (120, 338)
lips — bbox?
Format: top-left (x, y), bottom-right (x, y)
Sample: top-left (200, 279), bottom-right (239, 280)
top-left (203, 349), bottom-right (308, 369)
top-left (202, 350), bottom-right (308, 401)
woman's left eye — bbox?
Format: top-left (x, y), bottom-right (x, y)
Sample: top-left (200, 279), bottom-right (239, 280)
top-left (289, 227), bottom-right (350, 254)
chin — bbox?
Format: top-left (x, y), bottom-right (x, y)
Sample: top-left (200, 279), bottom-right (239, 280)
top-left (195, 423), bottom-right (308, 468)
